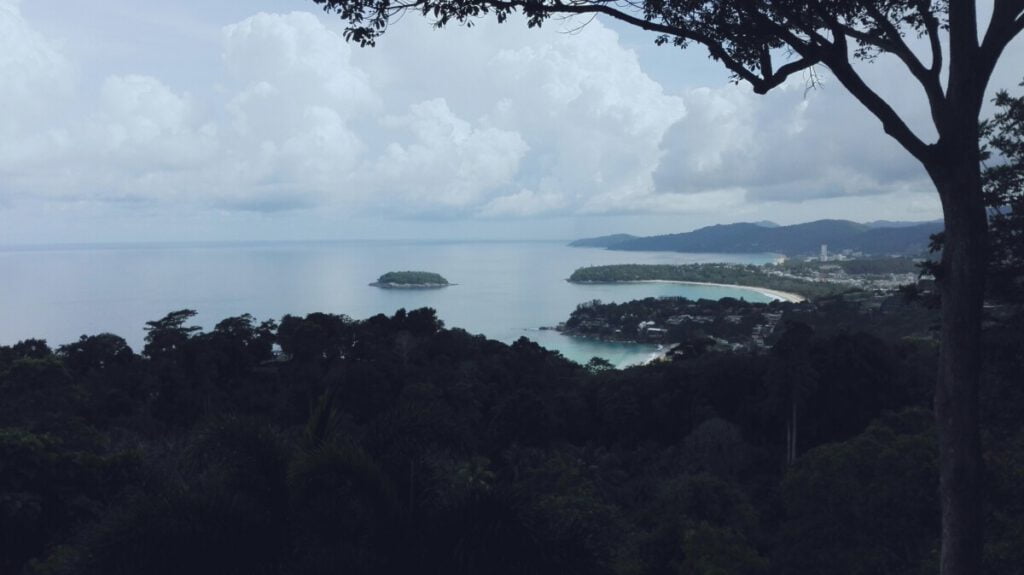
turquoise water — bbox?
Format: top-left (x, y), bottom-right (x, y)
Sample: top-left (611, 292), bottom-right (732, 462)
top-left (0, 241), bottom-right (778, 367)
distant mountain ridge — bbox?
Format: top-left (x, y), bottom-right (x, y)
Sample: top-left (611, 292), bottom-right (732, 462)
top-left (570, 219), bottom-right (942, 256)
top-left (568, 234), bottom-right (639, 248)
top-left (865, 219), bottom-right (943, 229)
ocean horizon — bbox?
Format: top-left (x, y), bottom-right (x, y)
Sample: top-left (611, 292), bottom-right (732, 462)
top-left (0, 239), bottom-right (780, 367)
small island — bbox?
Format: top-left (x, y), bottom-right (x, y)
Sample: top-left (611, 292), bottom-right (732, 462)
top-left (370, 271), bottom-right (452, 289)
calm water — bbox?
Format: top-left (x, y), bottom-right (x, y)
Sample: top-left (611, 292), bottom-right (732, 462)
top-left (0, 241), bottom-right (778, 367)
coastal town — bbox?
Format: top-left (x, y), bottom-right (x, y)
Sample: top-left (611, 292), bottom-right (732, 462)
top-left (566, 252), bottom-right (926, 300)
top-left (558, 250), bottom-right (938, 360)
top-left (766, 248), bottom-right (923, 291)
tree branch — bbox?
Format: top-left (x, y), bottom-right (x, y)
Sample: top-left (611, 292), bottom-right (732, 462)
top-left (487, 0), bottom-right (818, 93)
top-left (745, 6), bottom-right (914, 131)
top-left (859, 5), bottom-right (946, 128)
top-left (913, 0), bottom-right (944, 75)
top-left (978, 1), bottom-right (1024, 98)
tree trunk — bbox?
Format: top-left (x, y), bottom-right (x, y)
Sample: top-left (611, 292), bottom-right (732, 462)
top-left (791, 400), bottom-right (797, 464)
top-left (928, 141), bottom-right (987, 575)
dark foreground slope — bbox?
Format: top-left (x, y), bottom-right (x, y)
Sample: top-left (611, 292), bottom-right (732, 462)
top-left (1, 304), bottom-right (1021, 575)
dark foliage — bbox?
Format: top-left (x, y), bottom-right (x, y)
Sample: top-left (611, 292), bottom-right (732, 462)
top-left (305, 1), bottom-right (1023, 572)
top-left (0, 303), bottom-right (1020, 574)
top-left (982, 84), bottom-right (1024, 303)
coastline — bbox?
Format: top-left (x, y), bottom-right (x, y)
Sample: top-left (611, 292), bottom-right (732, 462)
top-left (570, 279), bottom-right (806, 303)
top-left (642, 345), bottom-right (676, 366)
top-left (369, 282), bottom-right (454, 289)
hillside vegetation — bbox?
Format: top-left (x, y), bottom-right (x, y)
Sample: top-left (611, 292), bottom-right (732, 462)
top-left (0, 306), bottom-right (1021, 574)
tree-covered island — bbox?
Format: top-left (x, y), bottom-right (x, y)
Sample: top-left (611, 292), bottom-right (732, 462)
top-left (371, 271), bottom-right (451, 288)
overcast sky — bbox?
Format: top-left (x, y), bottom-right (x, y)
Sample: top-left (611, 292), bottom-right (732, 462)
top-left (1, 0), bottom-right (1021, 244)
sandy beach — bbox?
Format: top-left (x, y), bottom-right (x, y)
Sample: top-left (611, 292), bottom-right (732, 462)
top-left (597, 279), bottom-right (807, 303)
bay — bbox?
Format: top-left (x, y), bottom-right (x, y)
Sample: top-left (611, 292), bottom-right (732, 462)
top-left (0, 240), bottom-right (779, 367)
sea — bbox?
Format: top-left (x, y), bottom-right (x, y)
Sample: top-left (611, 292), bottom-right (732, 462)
top-left (0, 240), bottom-right (780, 368)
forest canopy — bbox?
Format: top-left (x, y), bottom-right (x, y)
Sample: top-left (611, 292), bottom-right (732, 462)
top-left (1, 304), bottom-right (1021, 574)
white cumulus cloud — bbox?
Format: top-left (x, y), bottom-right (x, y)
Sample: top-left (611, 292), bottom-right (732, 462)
top-left (369, 98), bottom-right (528, 213)
top-left (0, 0), bottom-right (74, 176)
top-left (654, 76), bottom-right (932, 204)
top-left (2, 1), bottom-right (975, 242)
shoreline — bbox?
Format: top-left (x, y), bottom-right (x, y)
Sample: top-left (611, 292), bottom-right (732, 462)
top-left (642, 344), bottom-right (676, 366)
top-left (369, 282), bottom-right (454, 289)
top-left (569, 279), bottom-right (806, 303)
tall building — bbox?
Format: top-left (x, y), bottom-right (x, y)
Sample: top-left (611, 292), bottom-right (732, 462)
top-left (820, 244), bottom-right (828, 262)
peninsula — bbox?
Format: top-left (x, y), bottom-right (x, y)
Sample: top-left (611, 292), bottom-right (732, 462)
top-left (370, 271), bottom-right (451, 289)
top-left (559, 296), bottom-right (794, 350)
top-left (567, 263), bottom-right (849, 301)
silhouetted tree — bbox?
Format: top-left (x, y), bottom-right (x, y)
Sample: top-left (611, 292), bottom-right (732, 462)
top-left (11, 339), bottom-right (52, 360)
top-left (277, 313), bottom-right (354, 363)
top-left (206, 314), bottom-right (277, 380)
top-left (143, 309), bottom-right (201, 360)
top-left (311, 2), bottom-right (1024, 570)
top-left (58, 334), bottom-right (134, 375)
top-left (982, 82), bottom-right (1024, 302)
top-left (767, 321), bottom-right (817, 465)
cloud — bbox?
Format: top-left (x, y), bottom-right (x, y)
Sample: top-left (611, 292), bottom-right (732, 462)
top-left (342, 17), bottom-right (686, 217)
top-left (0, 0), bottom-right (73, 172)
top-left (480, 189), bottom-right (568, 217)
top-left (652, 72), bottom-right (932, 204)
top-left (0, 11), bottom-right (376, 210)
top-left (481, 23), bottom-right (686, 214)
top-left (96, 75), bottom-right (215, 167)
top-left (0, 3), bottom-right (965, 238)
top-left (0, 8), bottom-right (693, 220)
top-left (366, 98), bottom-right (528, 213)
top-left (209, 11), bottom-right (377, 208)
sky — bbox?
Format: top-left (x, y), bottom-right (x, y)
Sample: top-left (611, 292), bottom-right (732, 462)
top-left (1, 0), bottom-right (1022, 244)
